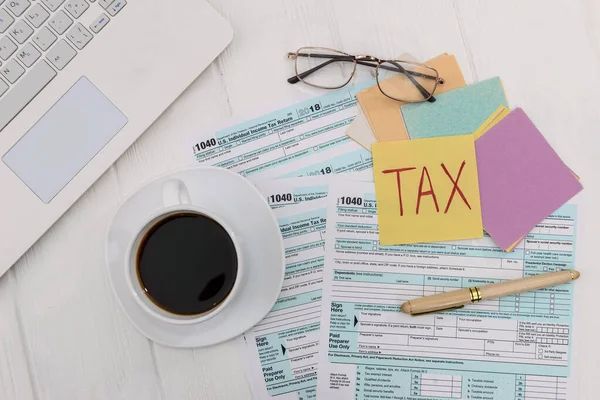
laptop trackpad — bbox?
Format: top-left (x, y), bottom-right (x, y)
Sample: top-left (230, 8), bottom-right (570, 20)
top-left (3, 77), bottom-right (128, 203)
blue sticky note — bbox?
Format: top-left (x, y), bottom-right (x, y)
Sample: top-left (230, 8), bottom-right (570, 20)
top-left (401, 77), bottom-right (508, 139)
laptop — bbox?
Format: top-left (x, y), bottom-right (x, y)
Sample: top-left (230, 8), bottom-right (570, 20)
top-left (0, 0), bottom-right (233, 276)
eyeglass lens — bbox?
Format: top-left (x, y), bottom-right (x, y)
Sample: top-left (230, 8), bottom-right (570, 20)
top-left (377, 61), bottom-right (439, 102)
top-left (295, 47), bottom-right (356, 89)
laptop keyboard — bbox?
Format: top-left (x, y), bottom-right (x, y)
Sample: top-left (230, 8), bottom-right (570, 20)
top-left (0, 0), bottom-right (126, 131)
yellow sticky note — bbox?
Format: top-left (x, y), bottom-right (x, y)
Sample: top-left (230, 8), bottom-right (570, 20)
top-left (505, 238), bottom-right (522, 252)
top-left (373, 135), bottom-right (483, 245)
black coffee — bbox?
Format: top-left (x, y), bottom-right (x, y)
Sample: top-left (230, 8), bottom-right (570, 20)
top-left (136, 212), bottom-right (238, 316)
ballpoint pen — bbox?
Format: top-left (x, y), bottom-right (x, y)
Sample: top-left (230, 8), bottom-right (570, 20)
top-left (400, 270), bottom-right (580, 316)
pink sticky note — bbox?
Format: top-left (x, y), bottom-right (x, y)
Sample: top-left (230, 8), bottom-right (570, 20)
top-left (475, 108), bottom-right (583, 250)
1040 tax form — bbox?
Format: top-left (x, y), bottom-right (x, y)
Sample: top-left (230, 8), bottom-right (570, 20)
top-left (241, 175), bottom-right (370, 400)
top-left (316, 181), bottom-right (577, 400)
top-left (185, 82), bottom-right (373, 180)
top-left (241, 198), bottom-right (326, 400)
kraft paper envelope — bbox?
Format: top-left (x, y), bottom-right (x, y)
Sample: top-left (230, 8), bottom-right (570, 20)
top-left (346, 105), bottom-right (377, 151)
top-left (356, 54), bottom-right (467, 142)
top-left (475, 108), bottom-right (583, 251)
top-left (373, 135), bottom-right (483, 245)
top-left (402, 77), bottom-right (509, 140)
top-left (346, 53), bottom-right (415, 151)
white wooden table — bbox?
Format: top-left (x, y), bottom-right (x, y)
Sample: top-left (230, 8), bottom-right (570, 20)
top-left (2, 1), bottom-right (599, 399)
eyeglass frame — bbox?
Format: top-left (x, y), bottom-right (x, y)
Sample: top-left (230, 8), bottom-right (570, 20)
top-left (287, 46), bottom-right (445, 103)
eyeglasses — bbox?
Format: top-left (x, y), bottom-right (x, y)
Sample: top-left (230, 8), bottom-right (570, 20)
top-left (287, 46), bottom-right (444, 103)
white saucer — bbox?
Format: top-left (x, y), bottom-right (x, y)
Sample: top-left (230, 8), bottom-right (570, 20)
top-left (106, 167), bottom-right (285, 347)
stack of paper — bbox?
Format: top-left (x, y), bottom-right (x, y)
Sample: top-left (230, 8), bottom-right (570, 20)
top-left (183, 63), bottom-right (580, 399)
top-left (346, 54), bottom-right (582, 251)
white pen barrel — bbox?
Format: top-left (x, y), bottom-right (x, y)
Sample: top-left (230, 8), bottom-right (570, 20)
top-left (480, 270), bottom-right (579, 300)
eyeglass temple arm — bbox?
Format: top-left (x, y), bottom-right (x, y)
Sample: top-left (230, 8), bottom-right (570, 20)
top-left (386, 60), bottom-right (435, 103)
top-left (287, 54), bottom-right (437, 102)
top-left (287, 53), bottom-right (440, 82)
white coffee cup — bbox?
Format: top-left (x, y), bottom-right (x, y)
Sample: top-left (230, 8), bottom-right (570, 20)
top-left (125, 178), bottom-right (244, 325)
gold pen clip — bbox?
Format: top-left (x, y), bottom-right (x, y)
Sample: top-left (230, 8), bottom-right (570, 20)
top-left (410, 305), bottom-right (464, 316)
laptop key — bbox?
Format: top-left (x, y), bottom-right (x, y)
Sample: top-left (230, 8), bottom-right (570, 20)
top-left (66, 23), bottom-right (91, 50)
top-left (41, 0), bottom-right (66, 12)
top-left (16, 43), bottom-right (40, 67)
top-left (6, 0), bottom-right (31, 17)
top-left (1, 59), bottom-right (25, 83)
top-left (0, 78), bottom-right (7, 97)
top-left (32, 26), bottom-right (57, 51)
top-left (106, 0), bottom-right (125, 16)
top-left (98, 0), bottom-right (111, 8)
top-left (89, 13), bottom-right (108, 33)
top-left (25, 3), bottom-right (51, 28)
top-left (0, 60), bottom-right (56, 130)
top-left (46, 39), bottom-right (76, 70)
top-left (0, 8), bottom-right (15, 33)
top-left (0, 36), bottom-right (17, 60)
top-left (65, 0), bottom-right (89, 19)
top-left (9, 20), bottom-right (34, 44)
top-left (49, 10), bottom-right (72, 34)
